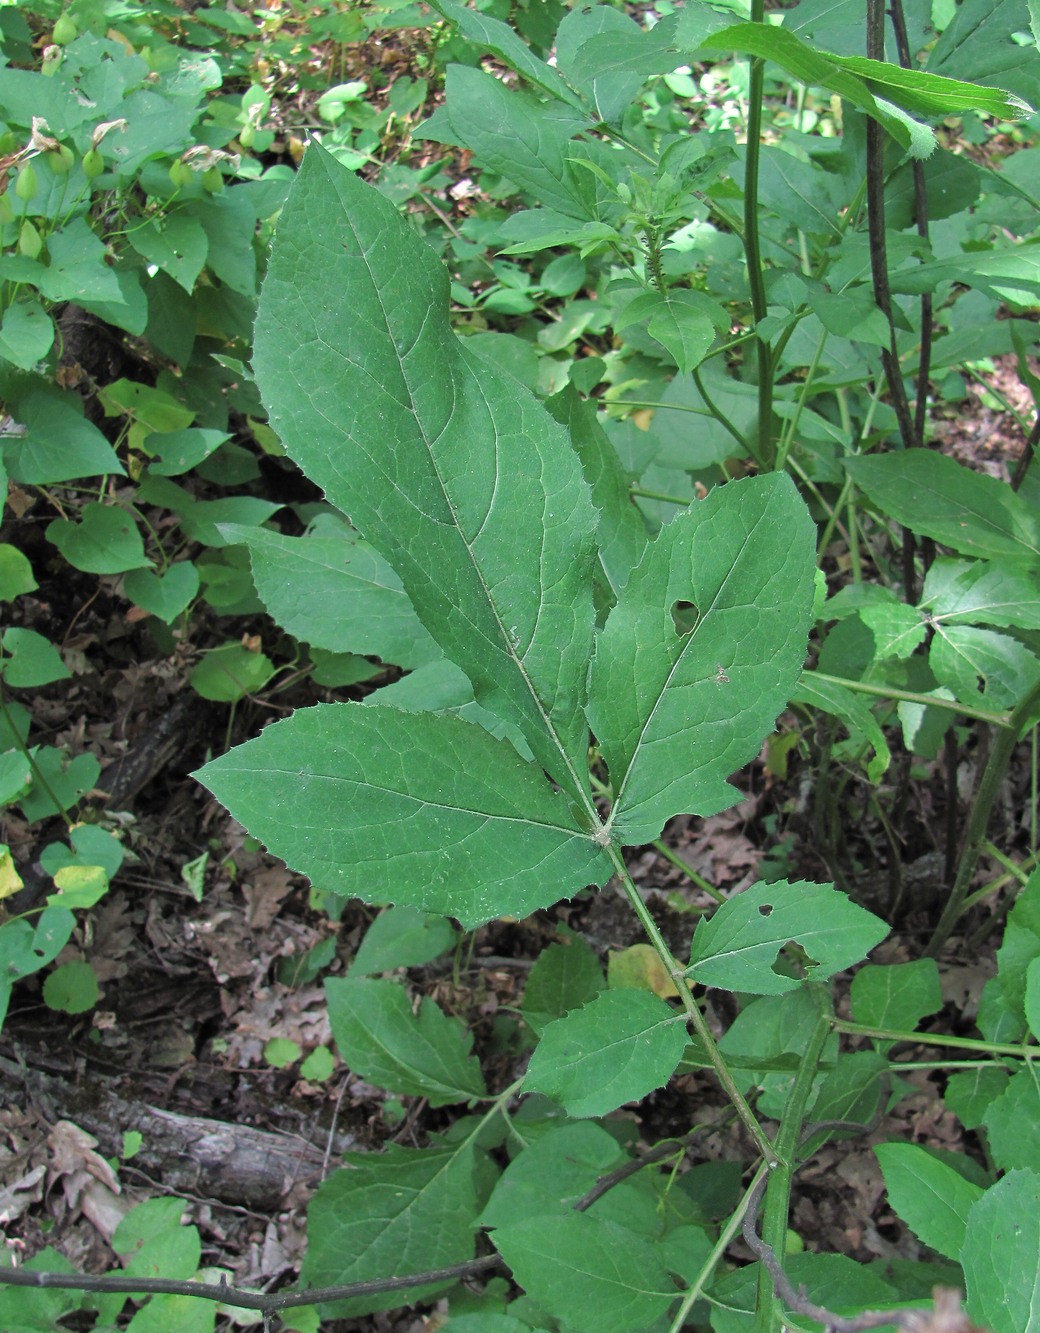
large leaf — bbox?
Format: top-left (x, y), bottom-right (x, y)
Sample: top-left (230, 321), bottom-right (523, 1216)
top-left (889, 242), bottom-right (1040, 305)
top-left (300, 1142), bottom-right (490, 1318)
top-left (492, 1212), bottom-right (681, 1333)
top-left (921, 557), bottom-right (1040, 630)
top-left (480, 1122), bottom-right (626, 1228)
top-left (928, 0), bottom-right (1040, 107)
top-left (875, 1143), bottom-right (984, 1260)
top-left (828, 55), bottom-right (1031, 119)
top-left (845, 451), bottom-right (1040, 560)
top-left (686, 880), bottom-right (889, 995)
top-left (326, 977), bottom-right (485, 1105)
top-left (961, 1170), bottom-right (1040, 1333)
top-left (220, 519), bottom-right (441, 667)
top-left (589, 473), bottom-right (816, 845)
top-left (195, 704), bottom-right (609, 929)
top-left (252, 145), bottom-right (599, 803)
top-left (523, 988), bottom-right (688, 1117)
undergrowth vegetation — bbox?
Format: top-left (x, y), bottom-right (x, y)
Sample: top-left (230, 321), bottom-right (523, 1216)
top-left (1, 0), bottom-right (1040, 1330)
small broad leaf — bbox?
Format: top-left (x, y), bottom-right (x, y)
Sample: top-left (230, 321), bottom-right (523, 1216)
top-left (253, 144), bottom-right (599, 805)
top-left (491, 1212), bottom-right (680, 1333)
top-left (301, 1142), bottom-right (491, 1318)
top-left (189, 642), bottom-right (275, 703)
top-left (0, 298), bottom-right (54, 370)
top-left (890, 242), bottom-right (1040, 306)
top-left (845, 451), bottom-right (1040, 560)
top-left (850, 959), bottom-right (942, 1035)
top-left (981, 1069), bottom-right (1040, 1172)
top-left (828, 55), bottom-right (1032, 120)
top-left (922, 557), bottom-right (1040, 630)
top-left (608, 943), bottom-right (679, 998)
top-left (524, 988), bottom-right (688, 1117)
top-left (589, 473), bottom-right (816, 846)
top-left (875, 1143), bottom-right (984, 1260)
top-left (47, 503), bottom-right (148, 575)
top-left (123, 562), bottom-right (199, 623)
top-left (522, 935), bottom-right (604, 1036)
top-left (686, 880), bottom-right (889, 995)
top-left (615, 289), bottom-right (720, 374)
top-left (196, 703), bottom-right (608, 928)
top-left (43, 960), bottom-right (99, 1014)
top-left (326, 976), bottom-right (485, 1106)
top-left (349, 905), bottom-right (457, 976)
top-left (480, 1122), bottom-right (626, 1228)
top-left (961, 1170), bottom-right (1040, 1333)
top-left (0, 628), bottom-right (70, 687)
top-left (929, 625), bottom-right (1040, 712)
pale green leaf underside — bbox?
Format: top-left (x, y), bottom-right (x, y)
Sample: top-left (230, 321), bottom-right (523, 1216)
top-left (252, 145), bottom-right (599, 802)
top-left (590, 473), bottom-right (816, 846)
top-left (194, 703), bottom-right (609, 929)
top-left (325, 977), bottom-right (485, 1105)
top-left (687, 880), bottom-right (889, 994)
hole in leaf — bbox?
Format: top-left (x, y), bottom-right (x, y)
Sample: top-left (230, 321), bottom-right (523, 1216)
top-left (758, 903), bottom-right (773, 917)
top-left (671, 599), bottom-right (699, 636)
top-left (771, 943), bottom-right (817, 983)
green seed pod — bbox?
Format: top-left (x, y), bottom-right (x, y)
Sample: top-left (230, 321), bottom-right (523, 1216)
top-left (82, 148), bottom-right (104, 180)
top-left (47, 144), bottom-right (75, 174)
top-left (0, 193), bottom-right (14, 225)
top-left (168, 159), bottom-right (193, 189)
top-left (239, 123), bottom-right (256, 149)
top-left (52, 13), bottom-right (78, 44)
top-left (18, 219), bottom-right (42, 258)
top-left (201, 165), bottom-right (224, 193)
top-left (14, 162), bottom-right (38, 201)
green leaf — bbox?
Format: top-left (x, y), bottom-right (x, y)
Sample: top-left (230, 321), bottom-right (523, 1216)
top-left (929, 0), bottom-right (1040, 107)
top-left (961, 1170), bottom-right (1040, 1333)
top-left (301, 1142), bottom-right (491, 1317)
top-left (0, 544), bottom-right (37, 601)
top-left (615, 289), bottom-right (720, 374)
top-left (589, 473), bottom-right (816, 845)
top-left (850, 959), bottom-right (942, 1034)
top-left (221, 520), bottom-right (441, 668)
top-left (889, 241), bottom-right (1040, 305)
top-left (794, 672), bottom-right (892, 782)
top-left (982, 1068), bottom-right (1040, 1172)
top-left (929, 625), bottom-right (1040, 712)
top-left (43, 960), bottom-right (99, 1014)
top-left (19, 749), bottom-right (100, 820)
top-left (123, 563), bottom-right (199, 623)
top-left (480, 1122), bottom-right (626, 1228)
top-left (922, 557), bottom-right (1040, 630)
top-left (845, 452), bottom-right (1040, 560)
top-left (37, 217), bottom-right (126, 306)
top-left (326, 977), bottom-right (486, 1105)
top-left (875, 1143), bottom-right (983, 1260)
top-left (432, 66), bottom-right (592, 218)
top-left (686, 880), bottom-right (889, 995)
top-left (3, 389), bottom-right (123, 483)
top-left (556, 6), bottom-right (684, 124)
top-left (521, 935), bottom-right (604, 1035)
top-left (127, 212), bottom-right (209, 292)
top-left (47, 503), bottom-right (148, 574)
top-left (491, 1213), bottom-right (680, 1333)
top-left (349, 905), bottom-right (458, 976)
top-left (0, 628), bottom-right (70, 687)
top-left (524, 988), bottom-right (688, 1117)
top-left (945, 1066), bottom-right (1011, 1130)
top-left (427, 0), bottom-right (584, 108)
top-left (253, 144), bottom-right (599, 803)
top-left (700, 23), bottom-right (938, 157)
top-left (828, 54), bottom-right (1032, 119)
top-left (0, 298), bottom-right (54, 370)
top-left (196, 704), bottom-right (607, 928)
top-left (189, 642), bottom-right (275, 702)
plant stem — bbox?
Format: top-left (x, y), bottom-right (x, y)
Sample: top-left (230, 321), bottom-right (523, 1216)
top-left (926, 677), bottom-right (1040, 955)
top-left (754, 986), bottom-right (832, 1333)
top-left (667, 1160), bottom-right (771, 1333)
top-left (831, 1018), bottom-right (1035, 1057)
top-left (744, 0), bottom-right (774, 469)
top-left (607, 845), bottom-right (779, 1165)
top-left (809, 670), bottom-right (1012, 728)
top-left (652, 839), bottom-right (727, 904)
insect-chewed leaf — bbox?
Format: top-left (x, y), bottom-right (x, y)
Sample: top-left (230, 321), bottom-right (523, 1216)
top-left (195, 703), bottom-right (610, 930)
top-left (253, 144), bottom-right (599, 803)
top-left (589, 472), bottom-right (816, 846)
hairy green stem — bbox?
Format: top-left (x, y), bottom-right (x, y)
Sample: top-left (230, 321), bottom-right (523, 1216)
top-left (744, 0), bottom-right (774, 469)
top-left (809, 670), bottom-right (1012, 728)
top-left (607, 845), bottom-right (779, 1165)
top-left (831, 1018), bottom-right (1036, 1057)
top-left (667, 1160), bottom-right (771, 1333)
top-left (755, 986), bottom-right (832, 1333)
top-left (926, 677), bottom-right (1040, 955)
